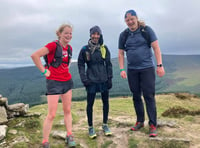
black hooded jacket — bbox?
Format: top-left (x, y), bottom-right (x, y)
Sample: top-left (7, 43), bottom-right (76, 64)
top-left (78, 44), bottom-right (113, 85)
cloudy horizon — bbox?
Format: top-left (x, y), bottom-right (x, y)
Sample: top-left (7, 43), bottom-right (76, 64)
top-left (0, 0), bottom-right (200, 68)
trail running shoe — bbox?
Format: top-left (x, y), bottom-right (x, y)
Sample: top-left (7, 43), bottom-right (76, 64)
top-left (149, 124), bottom-right (158, 137)
top-left (102, 124), bottom-right (112, 136)
top-left (65, 135), bottom-right (76, 147)
top-left (42, 142), bottom-right (50, 148)
top-left (131, 122), bottom-right (144, 131)
top-left (88, 126), bottom-right (97, 139)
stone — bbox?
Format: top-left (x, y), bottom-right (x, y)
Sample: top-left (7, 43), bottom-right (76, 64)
top-left (0, 97), bottom-right (8, 106)
top-left (8, 129), bottom-right (17, 135)
top-left (0, 125), bottom-right (8, 141)
top-left (52, 130), bottom-right (66, 140)
top-left (0, 106), bottom-right (8, 124)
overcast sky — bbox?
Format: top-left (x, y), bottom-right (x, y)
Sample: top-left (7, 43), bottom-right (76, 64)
top-left (0, 0), bottom-right (200, 68)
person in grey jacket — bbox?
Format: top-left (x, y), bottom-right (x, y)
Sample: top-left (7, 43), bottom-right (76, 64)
top-left (78, 25), bottom-right (113, 139)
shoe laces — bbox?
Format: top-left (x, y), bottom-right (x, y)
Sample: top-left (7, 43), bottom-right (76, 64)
top-left (150, 125), bottom-right (156, 131)
top-left (103, 125), bottom-right (109, 131)
top-left (89, 127), bottom-right (95, 133)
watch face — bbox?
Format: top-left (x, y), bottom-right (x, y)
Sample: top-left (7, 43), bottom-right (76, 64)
top-left (157, 64), bottom-right (162, 67)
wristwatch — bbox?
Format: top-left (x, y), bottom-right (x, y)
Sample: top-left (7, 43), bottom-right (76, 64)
top-left (157, 64), bottom-right (163, 67)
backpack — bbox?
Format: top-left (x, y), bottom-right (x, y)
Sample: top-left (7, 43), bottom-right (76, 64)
top-left (83, 44), bottom-right (106, 61)
top-left (43, 41), bottom-right (72, 68)
top-left (121, 26), bottom-right (151, 48)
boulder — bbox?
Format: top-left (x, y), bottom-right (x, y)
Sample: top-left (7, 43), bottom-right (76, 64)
top-left (0, 97), bottom-right (8, 106)
top-left (7, 103), bottom-right (29, 118)
top-left (0, 106), bottom-right (8, 124)
top-left (0, 125), bottom-right (8, 141)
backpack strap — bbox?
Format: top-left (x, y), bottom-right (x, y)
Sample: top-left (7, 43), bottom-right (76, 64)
top-left (121, 28), bottom-right (129, 49)
top-left (66, 45), bottom-right (72, 65)
top-left (43, 41), bottom-right (72, 68)
top-left (140, 26), bottom-right (151, 48)
top-left (100, 44), bottom-right (106, 59)
top-left (83, 45), bottom-right (106, 61)
top-left (50, 41), bottom-right (63, 68)
top-left (82, 45), bottom-right (90, 62)
top-left (121, 26), bottom-right (151, 49)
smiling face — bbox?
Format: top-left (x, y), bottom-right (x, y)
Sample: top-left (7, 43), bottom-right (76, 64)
top-left (91, 32), bottom-right (100, 44)
top-left (125, 13), bottom-right (138, 31)
top-left (58, 26), bottom-right (72, 44)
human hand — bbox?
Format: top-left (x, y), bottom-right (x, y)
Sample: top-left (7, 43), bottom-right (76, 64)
top-left (44, 69), bottom-right (50, 77)
top-left (120, 71), bottom-right (127, 79)
top-left (156, 66), bottom-right (165, 77)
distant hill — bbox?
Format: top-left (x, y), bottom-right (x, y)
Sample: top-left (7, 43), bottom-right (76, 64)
top-left (0, 55), bottom-right (200, 106)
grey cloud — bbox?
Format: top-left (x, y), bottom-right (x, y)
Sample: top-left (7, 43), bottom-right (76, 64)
top-left (0, 0), bottom-right (200, 68)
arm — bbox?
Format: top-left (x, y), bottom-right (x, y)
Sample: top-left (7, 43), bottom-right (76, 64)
top-left (77, 49), bottom-right (88, 85)
top-left (118, 49), bottom-right (127, 79)
top-left (151, 40), bottom-right (165, 77)
top-left (31, 47), bottom-right (50, 77)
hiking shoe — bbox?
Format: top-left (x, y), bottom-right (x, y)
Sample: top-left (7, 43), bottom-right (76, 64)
top-left (42, 142), bottom-right (50, 148)
top-left (102, 124), bottom-right (112, 136)
top-left (65, 135), bottom-right (76, 147)
top-left (149, 124), bottom-right (158, 137)
top-left (131, 122), bottom-right (144, 131)
top-left (88, 127), bottom-right (97, 139)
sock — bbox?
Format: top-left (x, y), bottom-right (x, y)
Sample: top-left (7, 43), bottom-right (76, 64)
top-left (67, 132), bottom-right (72, 136)
top-left (42, 139), bottom-right (48, 144)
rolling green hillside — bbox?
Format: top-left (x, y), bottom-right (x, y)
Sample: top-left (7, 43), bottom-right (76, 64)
top-left (0, 55), bottom-right (200, 106)
top-left (2, 93), bottom-right (200, 147)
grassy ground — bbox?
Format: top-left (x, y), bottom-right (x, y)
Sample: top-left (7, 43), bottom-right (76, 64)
top-left (1, 93), bottom-right (200, 148)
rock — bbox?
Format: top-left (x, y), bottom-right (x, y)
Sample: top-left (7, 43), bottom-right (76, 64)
top-left (157, 120), bottom-right (177, 128)
top-left (7, 103), bottom-right (29, 118)
top-left (7, 103), bottom-right (25, 111)
top-left (0, 125), bottom-right (8, 141)
top-left (8, 129), bottom-right (17, 135)
top-left (9, 136), bottom-right (29, 147)
top-left (52, 130), bottom-right (66, 140)
top-left (150, 137), bottom-right (190, 144)
top-left (0, 106), bottom-right (8, 124)
top-left (23, 112), bottom-right (42, 118)
top-left (0, 97), bottom-right (8, 106)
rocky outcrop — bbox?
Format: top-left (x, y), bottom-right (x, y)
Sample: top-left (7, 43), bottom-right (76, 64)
top-left (0, 94), bottom-right (29, 141)
top-left (0, 125), bottom-right (7, 141)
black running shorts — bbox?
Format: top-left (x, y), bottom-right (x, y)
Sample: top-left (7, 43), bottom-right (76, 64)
top-left (46, 79), bottom-right (73, 95)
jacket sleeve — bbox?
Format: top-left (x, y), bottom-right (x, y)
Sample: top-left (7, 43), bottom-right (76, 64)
top-left (105, 45), bottom-right (113, 79)
top-left (78, 48), bottom-right (88, 83)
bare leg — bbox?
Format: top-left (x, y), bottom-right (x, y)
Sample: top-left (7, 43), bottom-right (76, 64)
top-left (61, 90), bottom-right (72, 134)
top-left (43, 95), bottom-right (60, 141)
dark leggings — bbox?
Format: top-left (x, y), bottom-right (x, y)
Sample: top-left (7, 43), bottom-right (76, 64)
top-left (86, 91), bottom-right (109, 126)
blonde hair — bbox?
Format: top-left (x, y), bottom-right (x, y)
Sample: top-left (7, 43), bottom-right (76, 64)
top-left (138, 20), bottom-right (146, 27)
top-left (56, 24), bottom-right (73, 39)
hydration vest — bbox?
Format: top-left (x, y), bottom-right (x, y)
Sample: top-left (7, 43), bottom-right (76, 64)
top-left (43, 41), bottom-right (72, 68)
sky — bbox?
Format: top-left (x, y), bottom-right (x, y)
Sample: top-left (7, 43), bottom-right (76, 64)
top-left (0, 0), bottom-right (200, 68)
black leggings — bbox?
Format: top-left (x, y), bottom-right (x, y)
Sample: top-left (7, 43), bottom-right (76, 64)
top-left (86, 91), bottom-right (109, 126)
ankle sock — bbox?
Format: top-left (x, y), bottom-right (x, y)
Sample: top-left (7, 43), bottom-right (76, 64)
top-left (42, 139), bottom-right (48, 144)
top-left (67, 132), bottom-right (72, 136)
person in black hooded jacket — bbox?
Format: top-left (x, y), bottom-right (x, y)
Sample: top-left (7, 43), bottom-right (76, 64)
top-left (78, 25), bottom-right (113, 139)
